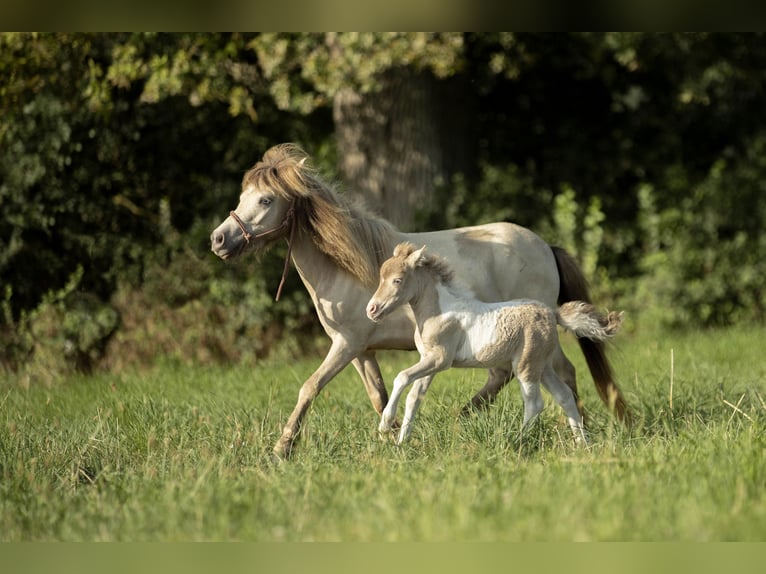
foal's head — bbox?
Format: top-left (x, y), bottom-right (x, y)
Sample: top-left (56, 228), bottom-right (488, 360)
top-left (366, 243), bottom-right (452, 322)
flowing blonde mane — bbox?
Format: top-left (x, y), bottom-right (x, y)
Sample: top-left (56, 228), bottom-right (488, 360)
top-left (243, 143), bottom-right (398, 288)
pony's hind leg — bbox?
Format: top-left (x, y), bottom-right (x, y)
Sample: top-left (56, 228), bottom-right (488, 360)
top-left (461, 368), bottom-right (512, 415)
top-left (352, 352), bottom-right (389, 416)
top-left (541, 364), bottom-right (587, 444)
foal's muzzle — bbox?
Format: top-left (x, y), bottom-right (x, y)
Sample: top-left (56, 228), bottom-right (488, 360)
top-left (366, 301), bottom-right (383, 322)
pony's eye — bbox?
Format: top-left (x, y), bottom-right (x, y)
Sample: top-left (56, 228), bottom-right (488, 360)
top-left (393, 278), bottom-right (402, 285)
top-left (259, 196), bottom-right (273, 206)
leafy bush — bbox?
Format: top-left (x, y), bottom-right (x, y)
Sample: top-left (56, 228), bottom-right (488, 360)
top-left (427, 162), bottom-right (551, 231)
top-left (7, 267), bottom-right (120, 383)
top-left (634, 134), bottom-right (766, 328)
top-left (102, 227), bottom-right (320, 372)
top-left (4, 33), bottom-right (766, 379)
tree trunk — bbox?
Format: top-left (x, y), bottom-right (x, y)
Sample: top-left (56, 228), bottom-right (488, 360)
top-left (333, 67), bottom-right (471, 231)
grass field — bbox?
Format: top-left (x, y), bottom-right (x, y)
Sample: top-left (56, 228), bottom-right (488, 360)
top-left (1, 323), bottom-right (765, 541)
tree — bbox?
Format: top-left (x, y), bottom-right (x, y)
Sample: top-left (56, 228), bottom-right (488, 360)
top-left (0, 33), bottom-right (302, 371)
top-left (249, 32), bottom-right (469, 229)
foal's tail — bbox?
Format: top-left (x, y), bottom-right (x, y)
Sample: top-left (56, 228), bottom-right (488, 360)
top-left (556, 301), bottom-right (623, 342)
top-left (551, 246), bottom-right (630, 423)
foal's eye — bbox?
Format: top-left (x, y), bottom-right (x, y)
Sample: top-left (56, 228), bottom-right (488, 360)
top-left (392, 278), bottom-right (402, 285)
top-left (259, 196), bottom-right (273, 206)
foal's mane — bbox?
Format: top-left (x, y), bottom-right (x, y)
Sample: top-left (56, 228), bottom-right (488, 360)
top-left (394, 242), bottom-right (455, 286)
top-left (243, 143), bottom-right (398, 288)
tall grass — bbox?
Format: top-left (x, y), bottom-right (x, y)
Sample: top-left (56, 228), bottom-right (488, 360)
top-left (1, 325), bottom-right (765, 541)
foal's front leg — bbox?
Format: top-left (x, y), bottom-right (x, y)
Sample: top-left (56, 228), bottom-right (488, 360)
top-left (379, 373), bottom-right (425, 433)
top-left (380, 353), bottom-right (446, 438)
top-left (398, 375), bottom-right (435, 444)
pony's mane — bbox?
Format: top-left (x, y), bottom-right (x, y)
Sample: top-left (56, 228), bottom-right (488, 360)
top-left (393, 242), bottom-right (455, 286)
top-left (244, 143), bottom-right (398, 288)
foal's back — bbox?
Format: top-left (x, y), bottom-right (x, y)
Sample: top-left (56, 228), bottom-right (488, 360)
top-left (431, 286), bottom-right (558, 371)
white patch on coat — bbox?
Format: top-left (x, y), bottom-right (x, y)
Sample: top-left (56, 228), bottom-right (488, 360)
top-left (433, 284), bottom-right (538, 367)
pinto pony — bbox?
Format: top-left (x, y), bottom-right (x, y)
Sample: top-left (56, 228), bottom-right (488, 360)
top-left (367, 243), bottom-right (624, 445)
top-left (210, 143), bottom-right (628, 459)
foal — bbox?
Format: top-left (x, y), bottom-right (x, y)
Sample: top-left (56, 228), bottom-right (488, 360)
top-left (366, 243), bottom-right (624, 446)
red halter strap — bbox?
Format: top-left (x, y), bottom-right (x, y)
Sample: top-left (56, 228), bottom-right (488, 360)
top-left (229, 202), bottom-right (296, 301)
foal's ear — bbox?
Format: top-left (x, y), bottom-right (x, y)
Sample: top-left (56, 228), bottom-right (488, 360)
top-left (407, 245), bottom-right (428, 267)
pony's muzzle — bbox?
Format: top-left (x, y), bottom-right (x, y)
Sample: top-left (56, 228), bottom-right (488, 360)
top-left (210, 229), bottom-right (232, 259)
top-left (211, 230), bottom-right (225, 250)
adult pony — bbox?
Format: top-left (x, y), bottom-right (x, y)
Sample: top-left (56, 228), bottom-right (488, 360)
top-left (366, 242), bottom-right (624, 446)
top-left (210, 143), bottom-right (627, 459)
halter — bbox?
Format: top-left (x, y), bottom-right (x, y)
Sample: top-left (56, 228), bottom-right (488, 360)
top-left (229, 201), bottom-right (297, 301)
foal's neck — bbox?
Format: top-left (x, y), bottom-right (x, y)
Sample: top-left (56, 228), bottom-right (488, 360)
top-left (408, 271), bottom-right (447, 325)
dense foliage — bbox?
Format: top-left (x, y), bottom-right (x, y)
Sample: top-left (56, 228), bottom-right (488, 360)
top-left (2, 33), bottom-right (766, 377)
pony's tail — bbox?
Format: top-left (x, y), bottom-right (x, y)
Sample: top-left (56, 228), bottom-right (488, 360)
top-left (551, 246), bottom-right (630, 423)
top-left (556, 301), bottom-right (623, 341)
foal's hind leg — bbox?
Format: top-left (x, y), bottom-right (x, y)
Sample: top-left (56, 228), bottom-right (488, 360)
top-left (517, 376), bottom-right (545, 430)
top-left (461, 368), bottom-right (512, 415)
top-left (551, 344), bottom-right (582, 416)
top-left (541, 364), bottom-right (587, 443)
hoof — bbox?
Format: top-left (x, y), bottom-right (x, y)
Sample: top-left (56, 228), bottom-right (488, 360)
top-left (459, 397), bottom-right (492, 417)
top-left (271, 440), bottom-right (294, 462)
top-left (269, 450), bottom-right (289, 465)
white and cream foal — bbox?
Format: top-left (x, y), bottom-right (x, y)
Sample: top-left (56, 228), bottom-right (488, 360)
top-left (366, 243), bottom-right (623, 446)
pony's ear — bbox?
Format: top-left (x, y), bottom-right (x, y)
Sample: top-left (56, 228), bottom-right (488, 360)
top-left (407, 245), bottom-right (428, 267)
top-left (289, 156), bottom-right (307, 179)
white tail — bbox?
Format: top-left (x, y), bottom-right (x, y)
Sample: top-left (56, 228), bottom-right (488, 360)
top-left (556, 301), bottom-right (623, 341)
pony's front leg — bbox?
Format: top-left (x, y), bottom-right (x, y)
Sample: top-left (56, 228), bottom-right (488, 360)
top-left (273, 338), bottom-right (361, 460)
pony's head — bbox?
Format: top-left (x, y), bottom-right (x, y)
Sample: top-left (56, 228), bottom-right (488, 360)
top-left (210, 144), bottom-right (314, 260)
top-left (211, 143), bottom-right (396, 288)
top-left (366, 242), bottom-right (453, 322)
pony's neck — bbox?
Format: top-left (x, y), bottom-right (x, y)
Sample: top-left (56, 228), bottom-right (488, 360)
top-left (289, 226), bottom-right (385, 311)
top-left (289, 228), bottom-right (344, 293)
top-left (294, 194), bottom-right (400, 289)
